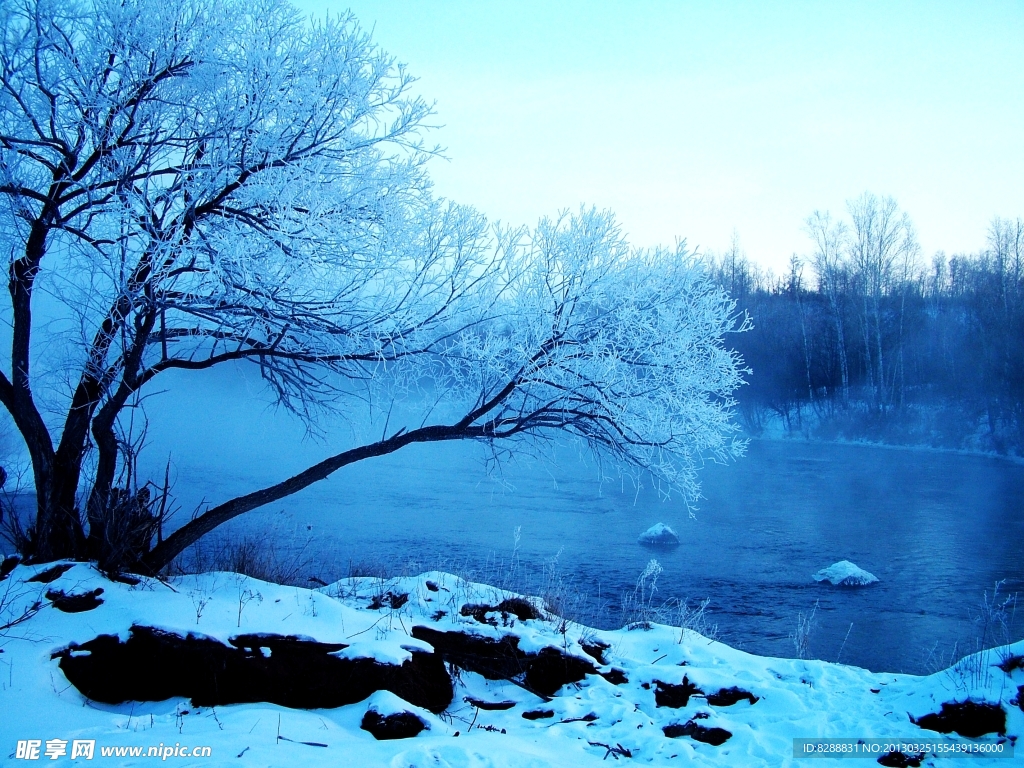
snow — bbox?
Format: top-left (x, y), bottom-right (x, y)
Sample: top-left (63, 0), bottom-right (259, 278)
top-left (366, 689), bottom-right (428, 719)
top-left (637, 523), bottom-right (680, 546)
top-left (0, 563), bottom-right (1019, 766)
top-left (333, 637), bottom-right (434, 665)
top-left (813, 560), bottom-right (880, 586)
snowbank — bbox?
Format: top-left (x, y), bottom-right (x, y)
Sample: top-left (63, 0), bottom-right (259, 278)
top-left (0, 561), bottom-right (1018, 767)
top-left (637, 522), bottom-right (680, 546)
top-left (813, 560), bottom-right (880, 586)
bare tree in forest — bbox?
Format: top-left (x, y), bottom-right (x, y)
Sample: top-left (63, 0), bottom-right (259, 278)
top-left (787, 255), bottom-right (814, 409)
top-left (805, 211), bottom-right (850, 403)
top-left (845, 193), bottom-right (919, 410)
top-left (982, 217), bottom-right (1024, 441)
top-left (0, 0), bottom-right (748, 571)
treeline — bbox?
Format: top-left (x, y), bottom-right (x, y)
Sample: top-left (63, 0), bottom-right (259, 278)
top-left (707, 193), bottom-right (1024, 454)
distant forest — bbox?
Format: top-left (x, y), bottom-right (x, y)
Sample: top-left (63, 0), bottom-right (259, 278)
top-left (706, 193), bottom-right (1024, 455)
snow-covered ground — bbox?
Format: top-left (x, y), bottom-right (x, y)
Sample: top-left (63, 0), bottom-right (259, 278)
top-left (0, 562), bottom-right (1020, 766)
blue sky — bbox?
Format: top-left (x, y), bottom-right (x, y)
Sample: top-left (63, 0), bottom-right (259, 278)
top-left (295, 1), bottom-right (1024, 272)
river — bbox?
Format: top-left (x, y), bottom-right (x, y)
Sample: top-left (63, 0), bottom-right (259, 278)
top-left (160, 408), bottom-right (1024, 675)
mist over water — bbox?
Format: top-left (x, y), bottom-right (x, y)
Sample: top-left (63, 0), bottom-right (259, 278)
top-left (139, 369), bottom-right (1024, 675)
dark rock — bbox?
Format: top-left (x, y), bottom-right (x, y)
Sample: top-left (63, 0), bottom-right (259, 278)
top-left (522, 709), bottom-right (555, 720)
top-left (412, 626), bottom-right (527, 681)
top-left (580, 639), bottom-right (609, 664)
top-left (877, 751), bottom-right (924, 768)
top-left (29, 564), bottom-right (74, 583)
top-left (600, 668), bottom-right (628, 685)
top-left (525, 646), bottom-right (597, 696)
top-left (104, 572), bottom-right (141, 586)
top-left (425, 581), bottom-right (439, 592)
top-left (0, 556), bottom-right (20, 581)
top-left (654, 676), bottom-right (703, 708)
top-left (998, 655), bottom-right (1024, 674)
top-left (55, 625), bottom-right (453, 713)
top-left (410, 626), bottom-right (596, 697)
top-left (460, 597), bottom-right (542, 626)
top-left (465, 696), bottom-right (516, 710)
top-left (46, 588), bottom-right (104, 612)
top-left (361, 710), bottom-right (426, 740)
top-left (368, 591), bottom-right (409, 610)
top-left (706, 686), bottom-right (758, 706)
top-left (663, 719), bottom-right (732, 745)
top-left (459, 604), bottom-right (495, 624)
top-left (911, 700), bottom-right (1006, 738)
top-left (495, 597), bottom-right (542, 622)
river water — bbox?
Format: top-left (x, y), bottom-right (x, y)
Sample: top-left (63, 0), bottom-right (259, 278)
top-left (177, 426), bottom-right (1024, 675)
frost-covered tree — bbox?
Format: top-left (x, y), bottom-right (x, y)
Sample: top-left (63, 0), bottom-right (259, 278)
top-left (0, 0), bottom-right (747, 572)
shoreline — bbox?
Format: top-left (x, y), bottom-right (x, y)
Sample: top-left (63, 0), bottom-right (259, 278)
top-left (1, 561), bottom-right (1019, 766)
top-left (745, 433), bottom-right (1024, 466)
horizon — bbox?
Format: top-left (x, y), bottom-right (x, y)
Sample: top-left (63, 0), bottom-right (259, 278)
top-left (294, 0), bottom-right (1024, 272)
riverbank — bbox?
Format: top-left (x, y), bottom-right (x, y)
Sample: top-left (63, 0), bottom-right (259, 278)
top-left (743, 404), bottom-right (1024, 463)
top-left (747, 433), bottom-right (1024, 466)
top-left (1, 561), bottom-right (1020, 766)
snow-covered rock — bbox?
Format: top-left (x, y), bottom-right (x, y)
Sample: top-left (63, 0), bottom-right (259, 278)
top-left (637, 522), bottom-right (679, 546)
top-left (813, 560), bottom-right (879, 586)
top-left (361, 691), bottom-right (434, 740)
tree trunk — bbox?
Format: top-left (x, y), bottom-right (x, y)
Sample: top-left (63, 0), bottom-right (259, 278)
top-left (141, 420), bottom-right (501, 574)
